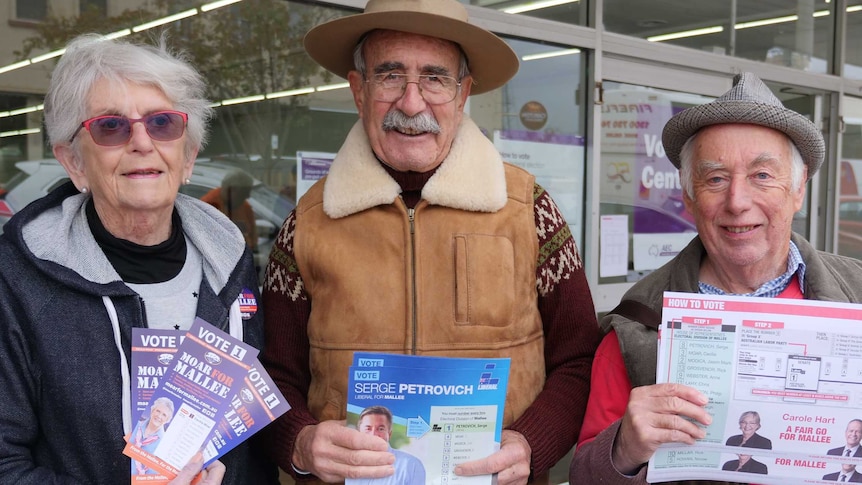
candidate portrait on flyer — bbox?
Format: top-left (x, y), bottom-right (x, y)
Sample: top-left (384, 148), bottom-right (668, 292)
top-left (725, 410), bottom-right (773, 450)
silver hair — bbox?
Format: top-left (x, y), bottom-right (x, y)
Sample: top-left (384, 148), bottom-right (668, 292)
top-left (352, 30), bottom-right (471, 81)
top-left (43, 33), bottom-right (212, 164)
top-left (739, 410), bottom-right (761, 425)
top-left (678, 129), bottom-right (805, 198)
top-left (151, 396), bottom-right (175, 417)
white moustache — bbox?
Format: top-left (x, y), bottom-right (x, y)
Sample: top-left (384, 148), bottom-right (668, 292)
top-left (382, 111), bottom-right (441, 134)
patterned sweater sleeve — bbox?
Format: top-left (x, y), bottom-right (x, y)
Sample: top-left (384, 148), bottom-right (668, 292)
top-left (259, 210), bottom-right (318, 479)
top-left (507, 184), bottom-right (603, 476)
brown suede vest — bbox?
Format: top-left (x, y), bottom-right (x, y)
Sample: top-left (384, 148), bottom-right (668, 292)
top-left (293, 163), bottom-right (545, 431)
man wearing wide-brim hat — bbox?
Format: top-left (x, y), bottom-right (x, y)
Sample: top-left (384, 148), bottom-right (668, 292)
top-left (261, 0), bottom-right (602, 484)
top-left (571, 72), bottom-right (862, 484)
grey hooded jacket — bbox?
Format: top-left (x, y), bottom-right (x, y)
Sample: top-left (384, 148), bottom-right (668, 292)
top-left (0, 182), bottom-right (277, 484)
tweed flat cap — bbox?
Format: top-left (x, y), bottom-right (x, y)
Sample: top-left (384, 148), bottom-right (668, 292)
top-left (662, 72), bottom-right (825, 176)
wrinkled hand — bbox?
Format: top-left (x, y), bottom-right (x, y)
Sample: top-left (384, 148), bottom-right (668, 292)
top-left (168, 456), bottom-right (225, 485)
top-left (293, 420), bottom-right (395, 482)
top-left (454, 430), bottom-right (531, 485)
top-left (613, 383), bottom-right (711, 474)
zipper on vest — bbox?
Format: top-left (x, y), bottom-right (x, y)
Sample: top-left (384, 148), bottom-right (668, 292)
top-left (408, 207), bottom-right (418, 355)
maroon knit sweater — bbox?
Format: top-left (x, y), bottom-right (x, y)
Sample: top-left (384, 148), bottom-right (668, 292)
top-left (260, 166), bottom-right (601, 480)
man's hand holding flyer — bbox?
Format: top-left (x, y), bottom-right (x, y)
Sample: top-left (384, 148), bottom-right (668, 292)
top-left (346, 352), bottom-right (510, 485)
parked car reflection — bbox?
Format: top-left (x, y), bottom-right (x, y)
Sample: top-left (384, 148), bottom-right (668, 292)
top-left (0, 158), bottom-right (293, 283)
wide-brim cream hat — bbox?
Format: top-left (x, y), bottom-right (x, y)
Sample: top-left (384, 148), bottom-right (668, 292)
top-left (303, 0), bottom-right (519, 95)
top-left (662, 72), bottom-right (825, 176)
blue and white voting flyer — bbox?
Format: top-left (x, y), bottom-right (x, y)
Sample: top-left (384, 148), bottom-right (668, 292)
top-left (347, 353), bottom-right (510, 485)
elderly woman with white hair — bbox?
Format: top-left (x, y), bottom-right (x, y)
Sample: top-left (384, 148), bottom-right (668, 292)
top-left (0, 34), bottom-right (276, 484)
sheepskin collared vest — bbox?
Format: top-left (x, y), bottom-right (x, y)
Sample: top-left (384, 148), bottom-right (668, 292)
top-left (293, 119), bottom-right (545, 428)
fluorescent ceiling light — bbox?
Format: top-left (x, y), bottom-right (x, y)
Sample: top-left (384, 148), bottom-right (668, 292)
top-left (221, 94), bottom-right (266, 106)
top-left (648, 26), bottom-right (723, 42)
top-left (0, 0), bottom-right (245, 75)
top-left (735, 14), bottom-right (798, 29)
top-left (0, 60), bottom-right (31, 75)
top-left (10, 105), bottom-right (40, 116)
top-left (267, 87), bottom-right (315, 99)
top-left (522, 48), bottom-right (580, 61)
top-left (504, 0), bottom-right (577, 14)
top-left (0, 79), bottom-right (345, 122)
top-left (316, 82), bottom-right (350, 92)
top-left (132, 9), bottom-right (197, 32)
top-left (0, 104), bottom-right (43, 119)
top-left (31, 49), bottom-right (65, 63)
top-left (1, 128), bottom-right (40, 138)
top-left (201, 0), bottom-right (243, 12)
top-left (651, 7), bottom-right (841, 41)
top-left (104, 29), bottom-right (132, 39)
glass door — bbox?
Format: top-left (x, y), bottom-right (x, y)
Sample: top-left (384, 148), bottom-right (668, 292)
top-left (588, 62), bottom-right (727, 312)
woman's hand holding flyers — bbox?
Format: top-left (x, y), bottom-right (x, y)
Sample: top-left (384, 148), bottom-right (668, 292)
top-left (168, 456), bottom-right (226, 485)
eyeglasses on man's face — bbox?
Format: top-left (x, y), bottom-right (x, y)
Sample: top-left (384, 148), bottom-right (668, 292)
top-left (366, 73), bottom-right (461, 105)
top-left (69, 110), bottom-right (188, 146)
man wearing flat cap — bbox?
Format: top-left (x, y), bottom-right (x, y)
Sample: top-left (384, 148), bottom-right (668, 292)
top-left (570, 72), bottom-right (862, 484)
top-left (261, 0), bottom-right (601, 484)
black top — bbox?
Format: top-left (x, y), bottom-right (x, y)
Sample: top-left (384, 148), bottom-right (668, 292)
top-left (87, 199), bottom-right (186, 284)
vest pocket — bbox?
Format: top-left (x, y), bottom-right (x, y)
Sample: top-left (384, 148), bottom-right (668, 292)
top-left (454, 234), bottom-right (515, 326)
